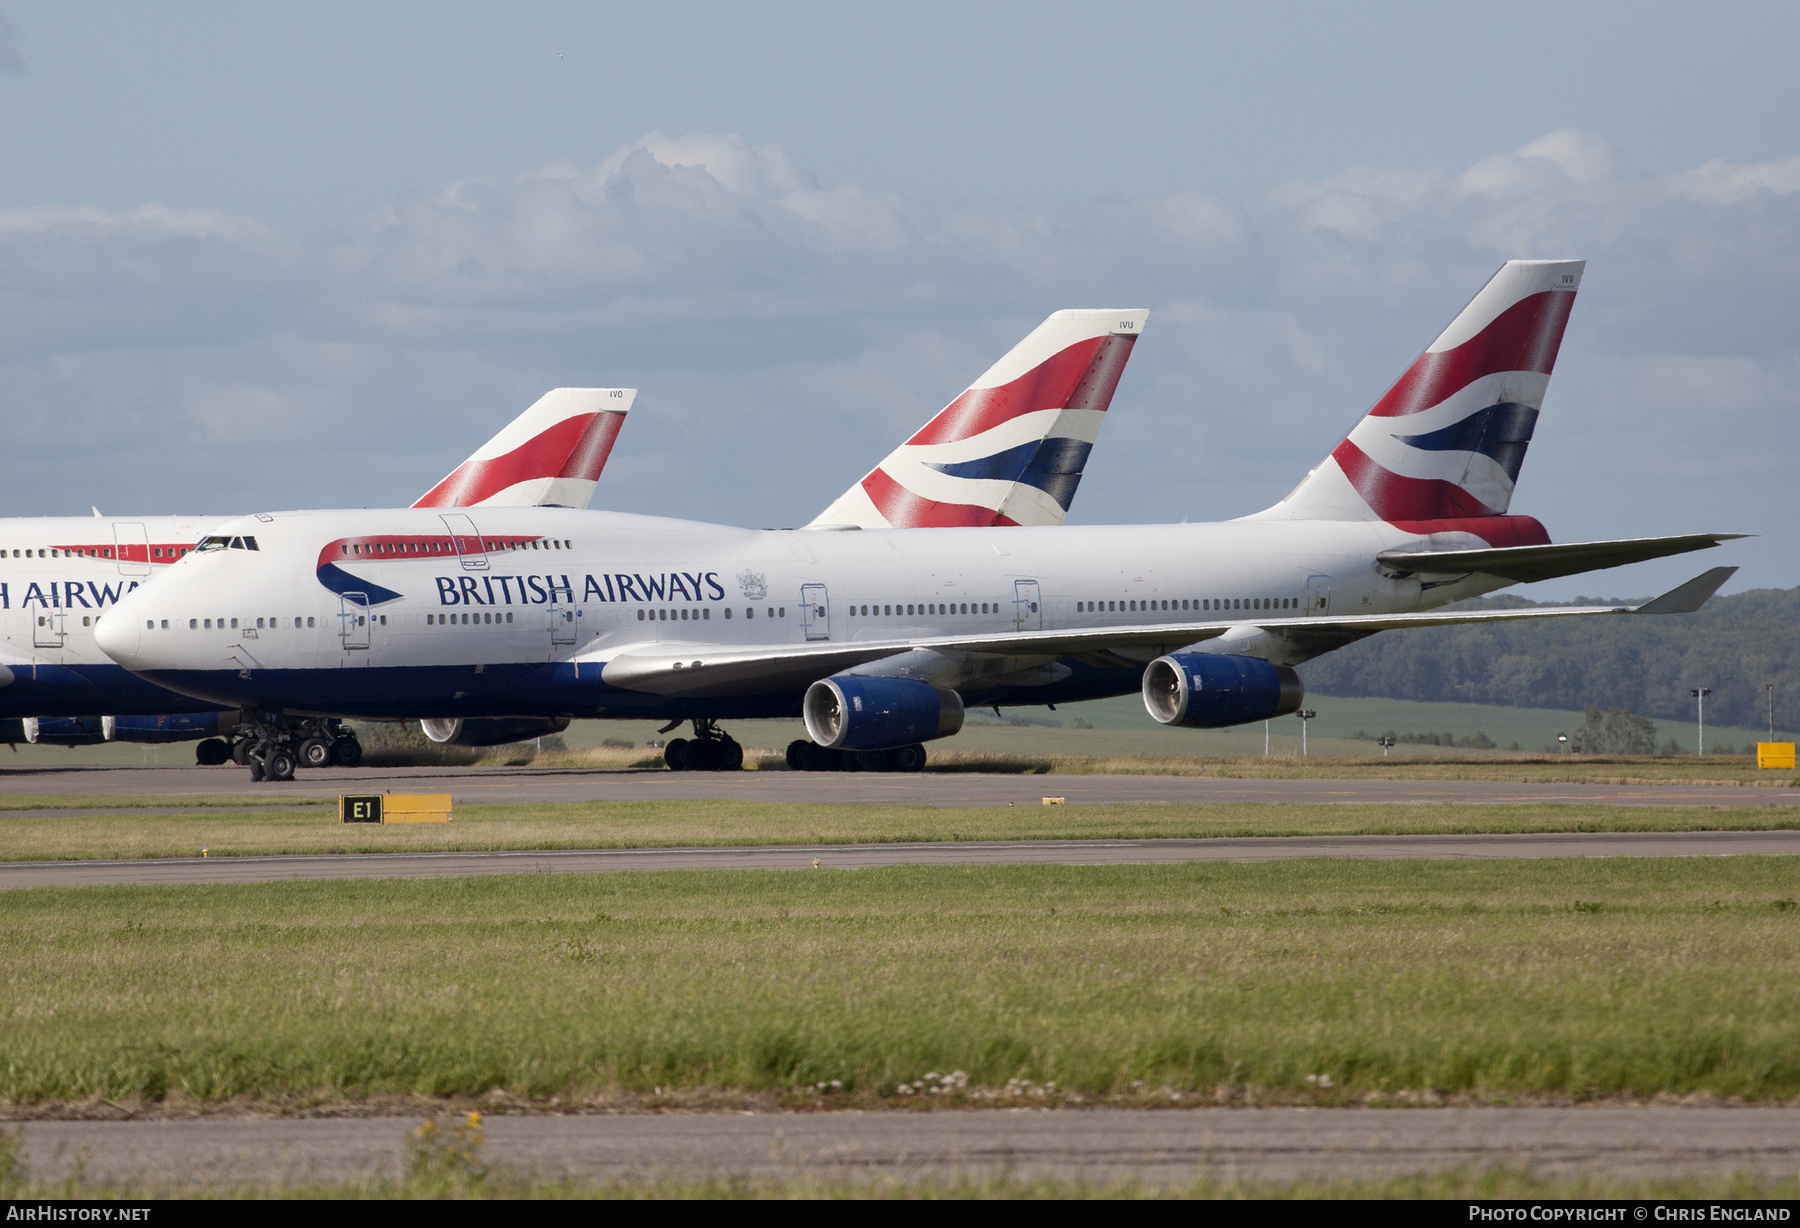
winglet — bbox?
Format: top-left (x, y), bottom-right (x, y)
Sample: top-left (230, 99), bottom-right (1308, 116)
top-left (1634, 566), bottom-right (1737, 615)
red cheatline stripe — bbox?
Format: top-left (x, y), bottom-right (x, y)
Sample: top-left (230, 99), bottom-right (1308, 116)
top-left (860, 467), bottom-right (1001, 528)
top-left (314, 534), bottom-right (540, 571)
top-left (1368, 290), bottom-right (1576, 418)
top-left (1387, 515), bottom-right (1551, 547)
top-left (1333, 439), bottom-right (1499, 520)
top-left (412, 411), bottom-right (622, 508)
top-left (905, 336), bottom-right (1109, 446)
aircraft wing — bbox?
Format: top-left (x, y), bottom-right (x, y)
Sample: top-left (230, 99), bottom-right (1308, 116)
top-left (598, 566), bottom-right (1736, 698)
top-left (1375, 533), bottom-right (1746, 585)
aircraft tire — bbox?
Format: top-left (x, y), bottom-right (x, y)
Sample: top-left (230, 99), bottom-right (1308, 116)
top-left (664, 738), bottom-right (691, 771)
top-left (786, 740), bottom-right (813, 771)
top-left (717, 739), bottom-right (744, 771)
top-left (194, 738), bottom-right (230, 767)
top-left (894, 743), bottom-right (927, 772)
top-left (332, 737), bottom-right (363, 768)
top-left (687, 739), bottom-right (715, 771)
top-left (247, 755), bottom-right (265, 783)
top-left (298, 738), bottom-right (333, 769)
top-left (232, 739), bottom-right (250, 767)
top-left (265, 748), bottom-right (297, 782)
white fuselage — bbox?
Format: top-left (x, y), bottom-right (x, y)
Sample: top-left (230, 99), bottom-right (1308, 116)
top-left (0, 516), bottom-right (226, 717)
top-left (95, 506), bottom-right (1513, 722)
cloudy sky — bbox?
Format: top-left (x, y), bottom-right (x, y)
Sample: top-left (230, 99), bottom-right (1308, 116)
top-left (2, 1), bottom-right (1796, 599)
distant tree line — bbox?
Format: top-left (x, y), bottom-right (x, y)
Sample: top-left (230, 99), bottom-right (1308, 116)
top-left (1304, 584), bottom-right (1798, 731)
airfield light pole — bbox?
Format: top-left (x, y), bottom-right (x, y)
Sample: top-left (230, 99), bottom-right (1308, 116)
top-left (1378, 735), bottom-right (1395, 757)
top-left (1768, 684), bottom-right (1777, 741)
top-left (1264, 719), bottom-right (1269, 758)
top-left (1557, 733), bottom-right (1569, 754)
top-left (1297, 709), bottom-right (1317, 755)
top-left (1692, 687), bottom-right (1710, 756)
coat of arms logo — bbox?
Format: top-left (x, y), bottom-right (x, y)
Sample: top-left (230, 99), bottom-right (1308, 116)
top-left (736, 569), bottom-right (768, 602)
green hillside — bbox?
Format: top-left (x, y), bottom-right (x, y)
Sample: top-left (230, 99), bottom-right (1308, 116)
top-left (1302, 583), bottom-right (1799, 732)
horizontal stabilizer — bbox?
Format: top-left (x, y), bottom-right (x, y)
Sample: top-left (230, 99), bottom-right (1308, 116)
top-left (1633, 566), bottom-right (1738, 615)
top-left (1375, 533), bottom-right (1747, 584)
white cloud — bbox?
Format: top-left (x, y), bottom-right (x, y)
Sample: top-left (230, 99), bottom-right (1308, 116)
top-left (0, 128), bottom-right (1796, 595)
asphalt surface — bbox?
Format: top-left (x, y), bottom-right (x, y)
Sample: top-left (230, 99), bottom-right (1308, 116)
top-left (2, 762), bottom-right (1795, 808)
top-left (5, 829), bottom-right (1798, 888)
top-left (15, 1108), bottom-right (1800, 1186)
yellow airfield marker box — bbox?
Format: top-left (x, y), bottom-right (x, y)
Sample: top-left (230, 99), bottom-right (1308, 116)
top-left (339, 794), bottom-right (453, 824)
top-left (1758, 743), bottom-right (1796, 770)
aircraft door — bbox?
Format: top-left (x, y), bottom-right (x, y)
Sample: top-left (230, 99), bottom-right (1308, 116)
top-left (1013, 579), bottom-right (1042, 631)
top-left (800, 583), bottom-right (829, 641)
top-left (438, 513), bottom-right (488, 571)
top-left (113, 522), bottom-right (151, 576)
top-left (33, 608), bottom-right (65, 648)
top-left (1306, 575), bottom-right (1332, 615)
top-left (549, 605), bottom-right (576, 646)
top-left (339, 593), bottom-right (371, 650)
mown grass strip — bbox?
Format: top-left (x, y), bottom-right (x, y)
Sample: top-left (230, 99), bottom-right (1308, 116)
top-left (2, 858), bottom-right (1798, 1107)
top-left (4, 1167), bottom-right (1795, 1201)
top-left (0, 800), bottom-right (1795, 863)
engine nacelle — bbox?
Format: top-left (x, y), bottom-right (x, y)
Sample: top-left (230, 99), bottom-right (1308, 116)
top-left (1142, 653), bottom-right (1304, 728)
top-left (21, 716), bottom-right (107, 746)
top-left (102, 712), bottom-right (240, 744)
top-left (803, 676), bottom-right (964, 751)
top-left (420, 716), bottom-right (571, 747)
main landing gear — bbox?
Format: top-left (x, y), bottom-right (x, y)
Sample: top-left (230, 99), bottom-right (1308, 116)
top-left (225, 715), bottom-right (364, 782)
top-left (786, 740), bottom-right (927, 773)
top-left (663, 718), bottom-right (744, 772)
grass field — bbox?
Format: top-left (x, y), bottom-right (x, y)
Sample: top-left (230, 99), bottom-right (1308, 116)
top-left (2, 800), bottom-right (1797, 862)
top-left (4, 1164), bottom-right (1795, 1201)
top-left (3, 858), bottom-right (1798, 1111)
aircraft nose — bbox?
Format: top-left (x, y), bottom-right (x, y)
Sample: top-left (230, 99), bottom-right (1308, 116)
top-left (95, 603), bottom-right (143, 664)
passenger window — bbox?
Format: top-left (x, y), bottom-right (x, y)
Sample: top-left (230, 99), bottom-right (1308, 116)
top-left (161, 620), bottom-right (168, 629)
top-left (638, 610), bottom-right (645, 620)
top-left (307, 617), bottom-right (315, 628)
top-left (724, 609), bottom-right (732, 619)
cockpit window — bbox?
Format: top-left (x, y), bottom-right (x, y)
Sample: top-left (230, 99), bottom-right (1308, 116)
top-left (195, 536), bottom-right (230, 552)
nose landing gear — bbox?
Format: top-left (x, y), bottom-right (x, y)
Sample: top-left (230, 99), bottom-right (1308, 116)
top-left (662, 718), bottom-right (744, 771)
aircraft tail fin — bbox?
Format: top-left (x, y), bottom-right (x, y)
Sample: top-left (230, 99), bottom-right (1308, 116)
top-left (808, 309), bottom-right (1147, 528)
top-left (411, 388), bottom-right (634, 509)
top-left (1256, 260), bottom-right (1583, 532)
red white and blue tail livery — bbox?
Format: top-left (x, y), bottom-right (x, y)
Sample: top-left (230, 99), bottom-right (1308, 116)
top-left (1255, 260), bottom-right (1582, 546)
top-left (413, 388), bottom-right (635, 511)
top-left (810, 310), bottom-right (1146, 528)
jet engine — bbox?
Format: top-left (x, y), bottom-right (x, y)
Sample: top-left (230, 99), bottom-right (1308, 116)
top-left (803, 676), bottom-right (964, 751)
top-left (20, 717), bottom-right (107, 746)
top-left (420, 716), bottom-right (571, 747)
top-left (102, 712), bottom-right (240, 743)
top-left (1142, 653), bottom-right (1304, 728)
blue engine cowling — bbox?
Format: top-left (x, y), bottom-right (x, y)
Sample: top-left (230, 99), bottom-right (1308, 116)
top-left (1142, 653), bottom-right (1304, 728)
top-left (105, 712), bottom-right (237, 743)
top-left (20, 717), bottom-right (107, 746)
top-left (420, 717), bottom-right (572, 747)
top-left (803, 676), bottom-right (965, 750)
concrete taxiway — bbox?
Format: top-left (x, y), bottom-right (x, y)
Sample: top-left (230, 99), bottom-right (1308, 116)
top-left (1, 763), bottom-right (1795, 809)
top-left (5, 829), bottom-right (1798, 889)
top-left (14, 1107), bottom-right (1800, 1187)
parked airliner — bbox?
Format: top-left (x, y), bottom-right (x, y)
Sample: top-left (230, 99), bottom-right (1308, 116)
top-left (2, 388), bottom-right (633, 764)
top-left (96, 261), bottom-right (1743, 779)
